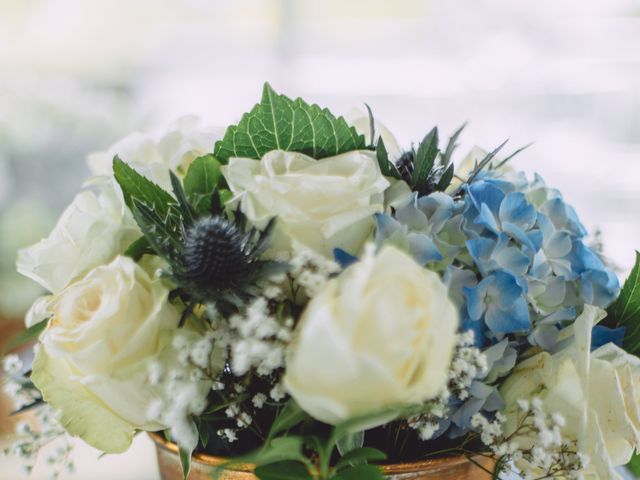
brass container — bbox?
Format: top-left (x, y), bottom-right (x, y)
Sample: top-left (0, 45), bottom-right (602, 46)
top-left (150, 433), bottom-right (496, 480)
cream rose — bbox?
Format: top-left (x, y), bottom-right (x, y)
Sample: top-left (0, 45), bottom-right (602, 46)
top-left (31, 256), bottom-right (187, 453)
top-left (17, 187), bottom-right (139, 293)
top-left (346, 108), bottom-right (402, 161)
top-left (222, 150), bottom-right (389, 258)
top-left (499, 305), bottom-right (640, 479)
top-left (283, 245), bottom-right (459, 426)
top-left (87, 115), bottom-right (222, 190)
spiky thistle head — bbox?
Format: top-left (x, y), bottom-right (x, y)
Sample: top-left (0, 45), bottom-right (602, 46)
top-left (181, 216), bottom-right (251, 289)
top-left (173, 214), bottom-right (284, 303)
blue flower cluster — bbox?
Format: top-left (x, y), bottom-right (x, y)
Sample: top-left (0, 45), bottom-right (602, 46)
top-left (375, 169), bottom-right (620, 438)
top-left (375, 170), bottom-right (620, 350)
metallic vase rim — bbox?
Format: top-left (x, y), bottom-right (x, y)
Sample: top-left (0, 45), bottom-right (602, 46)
top-left (148, 431), bottom-right (490, 475)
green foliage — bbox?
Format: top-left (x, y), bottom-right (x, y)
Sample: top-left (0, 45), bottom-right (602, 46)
top-left (410, 127), bottom-right (439, 193)
top-left (375, 137), bottom-right (400, 178)
top-left (183, 155), bottom-right (224, 216)
top-left (2, 318), bottom-right (49, 354)
top-left (113, 157), bottom-right (183, 263)
top-left (330, 464), bottom-right (385, 480)
top-left (214, 83), bottom-right (366, 163)
top-left (267, 400), bottom-right (309, 441)
top-left (178, 445), bottom-right (192, 480)
top-left (609, 251), bottom-right (640, 354)
top-left (124, 236), bottom-right (153, 261)
top-left (334, 447), bottom-right (387, 470)
top-left (627, 451), bottom-right (640, 477)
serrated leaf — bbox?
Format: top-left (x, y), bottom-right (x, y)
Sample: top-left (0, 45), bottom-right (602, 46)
top-left (170, 171), bottom-right (197, 227)
top-left (410, 127), bottom-right (439, 192)
top-left (610, 251), bottom-right (640, 353)
top-left (335, 447), bottom-right (386, 470)
top-left (214, 83), bottom-right (366, 163)
top-left (131, 199), bottom-right (183, 265)
top-left (113, 156), bottom-right (176, 215)
top-left (330, 464), bottom-right (385, 480)
top-left (255, 461), bottom-right (313, 480)
top-left (184, 155), bottom-right (223, 215)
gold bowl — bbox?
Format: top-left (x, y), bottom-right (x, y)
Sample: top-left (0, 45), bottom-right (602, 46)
top-left (150, 432), bottom-right (496, 480)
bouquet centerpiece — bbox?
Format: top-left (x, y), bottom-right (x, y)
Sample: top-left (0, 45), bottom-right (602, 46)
top-left (4, 84), bottom-right (640, 480)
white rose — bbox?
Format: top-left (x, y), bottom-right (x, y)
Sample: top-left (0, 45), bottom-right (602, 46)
top-left (30, 256), bottom-right (201, 453)
top-left (87, 115), bottom-right (221, 191)
top-left (17, 187), bottom-right (139, 293)
top-left (346, 108), bottom-right (402, 162)
top-left (284, 245), bottom-right (459, 426)
top-left (500, 305), bottom-right (639, 479)
top-left (222, 150), bottom-right (389, 258)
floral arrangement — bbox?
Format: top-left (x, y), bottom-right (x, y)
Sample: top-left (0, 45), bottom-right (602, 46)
top-left (4, 84), bottom-right (640, 479)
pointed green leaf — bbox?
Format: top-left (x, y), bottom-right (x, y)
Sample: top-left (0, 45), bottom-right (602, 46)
top-left (113, 156), bottom-right (176, 214)
top-left (436, 163), bottom-right (455, 192)
top-left (179, 445), bottom-right (192, 480)
top-left (442, 122), bottom-right (467, 167)
top-left (335, 447), bottom-right (387, 470)
top-left (214, 83), bottom-right (366, 163)
top-left (131, 199), bottom-right (183, 265)
top-left (610, 251), bottom-right (640, 353)
top-left (124, 236), bottom-right (153, 261)
top-left (410, 127), bottom-right (439, 191)
top-left (267, 400), bottom-right (308, 441)
top-left (170, 171), bottom-right (196, 226)
top-left (376, 137), bottom-right (400, 178)
top-left (184, 155), bottom-right (223, 215)
top-left (3, 318), bottom-right (49, 354)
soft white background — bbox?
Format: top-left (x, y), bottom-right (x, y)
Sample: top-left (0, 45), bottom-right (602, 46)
top-left (0, 0), bottom-right (639, 478)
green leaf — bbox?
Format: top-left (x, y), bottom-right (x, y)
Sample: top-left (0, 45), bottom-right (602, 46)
top-left (410, 127), bottom-right (439, 192)
top-left (442, 122), bottom-right (467, 167)
top-left (376, 137), bottom-right (400, 179)
top-left (3, 318), bottom-right (49, 354)
top-left (610, 251), bottom-right (640, 353)
top-left (214, 83), bottom-right (366, 163)
top-left (183, 155), bottom-right (223, 215)
top-left (124, 237), bottom-right (153, 261)
top-left (170, 171), bottom-right (197, 227)
top-left (436, 163), bottom-right (455, 192)
top-left (336, 431), bottom-right (364, 456)
top-left (627, 451), bottom-right (640, 476)
top-left (267, 400), bottom-right (308, 441)
top-left (335, 447), bottom-right (387, 470)
top-left (113, 156), bottom-right (176, 215)
top-left (330, 464), bottom-right (385, 480)
top-left (130, 199), bottom-right (183, 265)
top-left (255, 461), bottom-right (313, 480)
top-left (178, 445), bottom-right (192, 480)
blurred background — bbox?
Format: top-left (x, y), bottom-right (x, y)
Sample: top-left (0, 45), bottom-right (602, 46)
top-left (1, 0), bottom-right (639, 478)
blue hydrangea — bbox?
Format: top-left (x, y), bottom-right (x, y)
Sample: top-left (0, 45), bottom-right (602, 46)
top-left (375, 169), bottom-right (620, 350)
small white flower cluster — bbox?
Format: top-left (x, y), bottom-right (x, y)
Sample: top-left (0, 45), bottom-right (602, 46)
top-left (471, 399), bottom-right (588, 479)
top-left (449, 331), bottom-right (488, 400)
top-left (2, 354), bottom-right (40, 410)
top-left (145, 333), bottom-right (214, 451)
top-left (227, 297), bottom-right (294, 377)
top-left (289, 248), bottom-right (340, 298)
top-left (407, 332), bottom-right (487, 440)
top-left (3, 406), bottom-right (75, 479)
